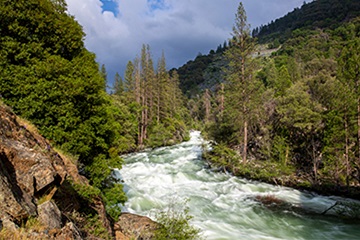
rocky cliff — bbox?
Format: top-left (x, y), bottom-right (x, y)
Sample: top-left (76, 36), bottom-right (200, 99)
top-left (0, 103), bottom-right (113, 238)
top-left (0, 103), bottom-right (159, 239)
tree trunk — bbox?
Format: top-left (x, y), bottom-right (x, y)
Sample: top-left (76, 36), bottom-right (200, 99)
top-left (345, 114), bottom-right (350, 187)
top-left (220, 83), bottom-right (224, 117)
top-left (243, 120), bottom-right (248, 164)
top-left (285, 146), bottom-right (289, 166)
top-left (157, 93), bottom-right (160, 124)
top-left (312, 134), bottom-right (318, 184)
top-left (204, 89), bottom-right (211, 123)
top-left (357, 97), bottom-right (360, 168)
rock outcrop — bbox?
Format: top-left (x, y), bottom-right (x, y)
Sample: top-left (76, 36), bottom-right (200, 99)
top-left (0, 103), bottom-right (65, 225)
top-left (114, 213), bottom-right (159, 240)
top-left (0, 104), bottom-right (161, 239)
top-left (0, 104), bottom-right (112, 238)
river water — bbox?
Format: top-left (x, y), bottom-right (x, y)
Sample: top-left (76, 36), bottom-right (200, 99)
top-left (115, 131), bottom-right (360, 239)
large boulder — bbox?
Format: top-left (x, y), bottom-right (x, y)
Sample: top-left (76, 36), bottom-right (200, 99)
top-left (37, 201), bottom-right (62, 230)
top-left (114, 213), bottom-right (159, 240)
top-left (0, 105), bottom-right (67, 224)
top-left (57, 222), bottom-right (82, 240)
top-left (0, 104), bottom-right (115, 238)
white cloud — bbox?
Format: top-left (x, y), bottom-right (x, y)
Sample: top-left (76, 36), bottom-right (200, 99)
top-left (65, 0), bottom-right (307, 83)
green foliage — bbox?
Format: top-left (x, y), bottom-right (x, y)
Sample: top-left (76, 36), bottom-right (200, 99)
top-left (72, 182), bottom-right (101, 203)
top-left (153, 199), bottom-right (202, 240)
top-left (85, 214), bottom-right (112, 240)
top-left (257, 0), bottom-right (360, 43)
top-left (0, 0), bottom-right (127, 219)
top-left (103, 183), bottom-right (127, 220)
top-left (271, 135), bottom-right (291, 165)
top-left (196, 4), bottom-right (360, 194)
top-left (84, 154), bottom-right (112, 188)
top-left (204, 144), bottom-right (295, 181)
top-left (203, 144), bottom-right (238, 170)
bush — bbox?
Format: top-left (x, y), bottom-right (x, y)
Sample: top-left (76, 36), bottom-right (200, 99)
top-left (103, 183), bottom-right (127, 220)
top-left (153, 199), bottom-right (202, 240)
top-left (72, 182), bottom-right (101, 203)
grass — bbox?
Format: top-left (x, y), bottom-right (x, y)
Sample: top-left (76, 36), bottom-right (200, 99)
top-left (16, 117), bottom-right (40, 136)
top-left (84, 214), bottom-right (112, 240)
top-left (0, 217), bottom-right (47, 240)
top-left (37, 187), bottom-right (58, 205)
top-left (54, 146), bottom-right (79, 166)
top-left (204, 144), bottom-right (295, 181)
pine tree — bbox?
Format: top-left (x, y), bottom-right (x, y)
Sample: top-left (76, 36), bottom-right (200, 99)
top-left (223, 2), bottom-right (262, 164)
top-left (124, 61), bottom-right (135, 94)
top-left (113, 72), bottom-right (124, 96)
top-left (156, 51), bottom-right (170, 123)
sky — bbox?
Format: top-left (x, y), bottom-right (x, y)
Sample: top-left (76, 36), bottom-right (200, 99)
top-left (64, 0), bottom-right (309, 84)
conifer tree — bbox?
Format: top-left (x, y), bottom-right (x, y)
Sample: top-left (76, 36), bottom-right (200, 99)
top-left (156, 51), bottom-right (170, 122)
top-left (124, 61), bottom-right (135, 94)
top-left (223, 2), bottom-right (262, 164)
top-left (113, 72), bottom-right (124, 96)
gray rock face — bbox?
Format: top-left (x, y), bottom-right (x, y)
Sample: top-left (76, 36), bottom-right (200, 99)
top-left (0, 151), bottom-right (37, 223)
top-left (114, 213), bottom-right (159, 240)
top-left (0, 105), bottom-right (65, 225)
top-left (37, 201), bottom-right (62, 230)
top-left (0, 105), bottom-right (129, 238)
top-left (58, 222), bottom-right (83, 240)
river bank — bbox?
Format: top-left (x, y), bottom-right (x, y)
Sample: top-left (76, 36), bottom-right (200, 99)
top-left (202, 144), bottom-right (360, 204)
top-left (119, 131), bottom-right (360, 239)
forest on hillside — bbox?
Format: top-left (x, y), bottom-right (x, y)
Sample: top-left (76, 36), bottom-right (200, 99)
top-left (0, 0), bottom-right (190, 223)
top-left (1, 1), bottom-right (360, 237)
top-left (179, 0), bottom-right (360, 197)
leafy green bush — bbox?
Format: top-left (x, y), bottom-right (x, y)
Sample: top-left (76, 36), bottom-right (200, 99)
top-left (153, 199), bottom-right (202, 240)
top-left (103, 183), bottom-right (127, 220)
top-left (72, 182), bottom-right (101, 203)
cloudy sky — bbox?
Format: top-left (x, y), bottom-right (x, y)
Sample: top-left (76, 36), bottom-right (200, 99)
top-left (65, 0), bottom-right (309, 83)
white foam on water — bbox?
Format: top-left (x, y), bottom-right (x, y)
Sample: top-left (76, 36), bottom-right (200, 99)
top-left (116, 131), bottom-right (360, 239)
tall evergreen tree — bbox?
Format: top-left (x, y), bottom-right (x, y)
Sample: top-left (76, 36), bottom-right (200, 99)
top-left (223, 2), bottom-right (262, 164)
top-left (124, 61), bottom-right (135, 93)
top-left (113, 72), bottom-right (124, 96)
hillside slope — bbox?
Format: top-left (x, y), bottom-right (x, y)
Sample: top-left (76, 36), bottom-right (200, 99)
top-left (176, 0), bottom-right (360, 99)
top-left (0, 103), bottom-right (159, 239)
top-left (255, 0), bottom-right (360, 43)
top-left (0, 103), bottom-right (113, 239)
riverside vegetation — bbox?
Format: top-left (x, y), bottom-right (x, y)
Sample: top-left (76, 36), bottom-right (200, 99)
top-left (180, 0), bottom-right (360, 199)
top-left (1, 0), bottom-right (360, 238)
top-left (0, 0), bottom-right (191, 238)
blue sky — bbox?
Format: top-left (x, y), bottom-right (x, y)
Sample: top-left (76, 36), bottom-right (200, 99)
top-left (66, 0), bottom-right (310, 85)
top-left (100, 0), bottom-right (119, 16)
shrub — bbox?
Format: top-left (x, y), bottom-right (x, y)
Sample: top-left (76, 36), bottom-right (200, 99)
top-left (153, 199), bottom-right (202, 240)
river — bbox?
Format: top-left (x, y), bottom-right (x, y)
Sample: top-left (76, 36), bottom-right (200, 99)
top-left (115, 131), bottom-right (360, 239)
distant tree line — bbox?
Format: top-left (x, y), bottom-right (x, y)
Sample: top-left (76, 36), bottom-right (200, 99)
top-left (255, 0), bottom-right (360, 44)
